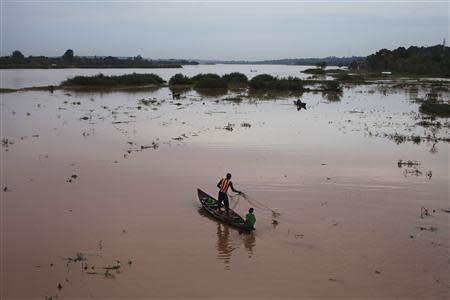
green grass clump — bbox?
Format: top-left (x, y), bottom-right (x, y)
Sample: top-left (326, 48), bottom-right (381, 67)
top-left (191, 73), bottom-right (228, 89)
top-left (302, 68), bottom-right (326, 75)
top-left (169, 73), bottom-right (192, 85)
top-left (249, 74), bottom-right (304, 91)
top-left (61, 73), bottom-right (165, 87)
top-left (331, 72), bottom-right (364, 82)
top-left (222, 96), bottom-right (243, 103)
top-left (419, 101), bottom-right (450, 117)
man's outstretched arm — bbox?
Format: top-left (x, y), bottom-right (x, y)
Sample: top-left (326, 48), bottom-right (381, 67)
top-left (229, 182), bottom-right (242, 194)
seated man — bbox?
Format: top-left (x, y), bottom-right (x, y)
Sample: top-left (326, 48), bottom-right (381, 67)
top-left (245, 208), bottom-right (256, 228)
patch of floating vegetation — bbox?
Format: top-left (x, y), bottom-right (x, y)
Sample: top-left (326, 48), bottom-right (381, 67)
top-left (397, 159), bottom-right (420, 167)
top-left (302, 68), bottom-right (346, 75)
top-left (139, 98), bottom-right (163, 106)
top-left (222, 96), bottom-right (243, 103)
top-left (419, 101), bottom-right (450, 118)
top-left (383, 133), bottom-right (450, 144)
top-left (330, 72), bottom-right (366, 83)
top-left (416, 120), bottom-right (450, 128)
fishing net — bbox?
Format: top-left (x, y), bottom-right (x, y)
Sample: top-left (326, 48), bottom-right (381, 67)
top-left (230, 193), bottom-right (281, 218)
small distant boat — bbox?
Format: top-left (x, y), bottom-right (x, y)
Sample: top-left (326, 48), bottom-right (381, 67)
top-left (294, 99), bottom-right (307, 110)
top-left (197, 189), bottom-right (254, 231)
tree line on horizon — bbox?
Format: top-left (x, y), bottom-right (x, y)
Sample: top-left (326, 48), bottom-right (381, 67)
top-left (0, 49), bottom-right (198, 69)
top-left (350, 44), bottom-right (450, 76)
top-left (1, 45), bottom-right (449, 76)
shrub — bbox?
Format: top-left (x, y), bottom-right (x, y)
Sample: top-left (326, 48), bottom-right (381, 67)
top-left (169, 73), bottom-right (192, 85)
top-left (191, 73), bottom-right (227, 89)
top-left (248, 74), bottom-right (276, 89)
top-left (222, 72), bottom-right (248, 84)
top-left (249, 74), bottom-right (304, 90)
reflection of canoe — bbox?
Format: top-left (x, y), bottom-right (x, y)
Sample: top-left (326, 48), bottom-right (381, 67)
top-left (197, 189), bottom-right (254, 231)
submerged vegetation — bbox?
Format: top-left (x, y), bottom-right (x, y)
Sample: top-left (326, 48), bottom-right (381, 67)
top-left (61, 73), bottom-right (166, 88)
top-left (302, 68), bottom-right (346, 75)
top-left (419, 101), bottom-right (450, 118)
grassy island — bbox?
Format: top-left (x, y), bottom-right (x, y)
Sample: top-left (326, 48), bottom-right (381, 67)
top-left (61, 73), bottom-right (166, 89)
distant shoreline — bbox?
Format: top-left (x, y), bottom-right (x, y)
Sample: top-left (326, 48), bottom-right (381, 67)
top-left (0, 49), bottom-right (199, 69)
top-left (0, 64), bottom-right (186, 70)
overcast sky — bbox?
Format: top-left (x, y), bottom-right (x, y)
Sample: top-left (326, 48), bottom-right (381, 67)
top-left (2, 0), bottom-right (449, 60)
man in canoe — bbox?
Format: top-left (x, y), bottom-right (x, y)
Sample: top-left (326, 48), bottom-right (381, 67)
top-left (217, 173), bottom-right (242, 213)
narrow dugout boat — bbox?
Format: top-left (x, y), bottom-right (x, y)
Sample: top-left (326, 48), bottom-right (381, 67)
top-left (197, 188), bottom-right (254, 231)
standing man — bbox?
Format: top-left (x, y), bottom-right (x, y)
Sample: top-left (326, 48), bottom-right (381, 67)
top-left (217, 173), bottom-right (242, 213)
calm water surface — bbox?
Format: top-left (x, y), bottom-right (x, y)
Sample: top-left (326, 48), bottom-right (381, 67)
top-left (1, 66), bottom-right (449, 299)
top-left (1, 64), bottom-right (319, 89)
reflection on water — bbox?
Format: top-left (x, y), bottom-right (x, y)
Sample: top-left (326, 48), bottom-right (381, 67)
top-left (197, 208), bottom-right (256, 269)
top-left (195, 87), bottom-right (229, 98)
top-left (322, 91), bottom-right (343, 102)
top-left (243, 232), bottom-right (256, 258)
top-left (247, 89), bottom-right (304, 100)
top-left (169, 85), bottom-right (192, 96)
top-left (216, 223), bottom-right (234, 269)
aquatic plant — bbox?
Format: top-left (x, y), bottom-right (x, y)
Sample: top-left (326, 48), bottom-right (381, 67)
top-left (419, 101), bottom-right (450, 118)
top-left (222, 96), bottom-right (243, 103)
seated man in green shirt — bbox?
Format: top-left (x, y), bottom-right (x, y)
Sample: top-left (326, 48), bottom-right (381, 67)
top-left (245, 208), bottom-right (256, 228)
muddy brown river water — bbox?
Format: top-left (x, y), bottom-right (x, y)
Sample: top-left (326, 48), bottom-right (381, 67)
top-left (1, 66), bottom-right (449, 299)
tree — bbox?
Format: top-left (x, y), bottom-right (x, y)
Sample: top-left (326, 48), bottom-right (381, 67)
top-left (11, 50), bottom-right (25, 60)
top-left (62, 49), bottom-right (74, 62)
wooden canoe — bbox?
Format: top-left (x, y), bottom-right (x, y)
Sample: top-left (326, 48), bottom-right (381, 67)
top-left (197, 188), bottom-right (254, 231)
